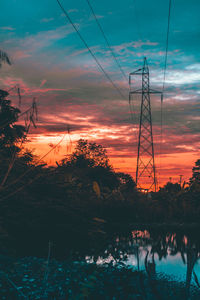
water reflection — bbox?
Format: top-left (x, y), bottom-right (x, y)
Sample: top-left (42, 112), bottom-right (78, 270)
top-left (86, 229), bottom-right (200, 299)
top-left (4, 226), bottom-right (200, 298)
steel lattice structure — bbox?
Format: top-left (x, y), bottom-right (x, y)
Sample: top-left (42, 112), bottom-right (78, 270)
top-left (129, 58), bottom-right (162, 192)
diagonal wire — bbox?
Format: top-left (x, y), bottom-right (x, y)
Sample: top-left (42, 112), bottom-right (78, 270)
top-left (0, 106), bottom-right (34, 129)
top-left (129, 91), bottom-right (139, 142)
top-left (160, 0), bottom-right (172, 185)
top-left (56, 0), bottom-right (126, 100)
top-left (56, 0), bottom-right (140, 156)
top-left (86, 0), bottom-right (128, 82)
top-left (0, 133), bottom-right (66, 198)
top-left (162, 0), bottom-right (172, 93)
top-left (86, 0), bottom-right (139, 144)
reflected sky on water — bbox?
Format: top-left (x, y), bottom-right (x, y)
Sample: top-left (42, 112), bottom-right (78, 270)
top-left (2, 225), bottom-right (200, 299)
top-left (85, 228), bottom-right (200, 298)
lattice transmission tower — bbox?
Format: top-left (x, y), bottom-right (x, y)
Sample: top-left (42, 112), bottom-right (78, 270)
top-left (129, 57), bottom-right (162, 192)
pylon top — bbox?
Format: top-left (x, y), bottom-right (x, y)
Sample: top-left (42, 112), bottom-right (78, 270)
top-left (129, 57), bottom-right (149, 77)
top-left (142, 57), bottom-right (149, 74)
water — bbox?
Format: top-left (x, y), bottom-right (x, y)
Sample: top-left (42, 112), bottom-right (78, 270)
top-left (86, 230), bottom-right (200, 281)
top-left (2, 225), bottom-right (200, 298)
top-left (5, 225), bottom-right (200, 288)
top-left (84, 227), bottom-right (200, 298)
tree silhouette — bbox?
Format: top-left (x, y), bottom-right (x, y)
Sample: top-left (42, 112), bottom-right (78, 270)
top-left (190, 159), bottom-right (200, 187)
top-left (0, 90), bottom-right (26, 157)
top-left (63, 139), bottom-right (110, 169)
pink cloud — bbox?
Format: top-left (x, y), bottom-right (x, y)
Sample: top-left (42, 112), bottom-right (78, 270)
top-left (0, 26), bottom-right (15, 31)
top-left (40, 79), bottom-right (47, 87)
top-left (13, 50), bottom-right (31, 60)
top-left (0, 76), bottom-right (69, 97)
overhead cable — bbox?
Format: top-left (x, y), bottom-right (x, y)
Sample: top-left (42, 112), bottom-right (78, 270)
top-left (86, 0), bottom-right (128, 82)
top-left (56, 0), bottom-right (126, 100)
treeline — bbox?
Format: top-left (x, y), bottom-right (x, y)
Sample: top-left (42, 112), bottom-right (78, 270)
top-left (0, 91), bottom-right (200, 254)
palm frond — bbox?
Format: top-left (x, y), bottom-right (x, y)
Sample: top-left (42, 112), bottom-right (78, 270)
top-left (0, 50), bottom-right (11, 67)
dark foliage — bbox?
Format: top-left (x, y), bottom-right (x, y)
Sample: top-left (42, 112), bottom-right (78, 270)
top-left (0, 90), bottom-right (26, 154)
top-left (0, 97), bottom-right (200, 257)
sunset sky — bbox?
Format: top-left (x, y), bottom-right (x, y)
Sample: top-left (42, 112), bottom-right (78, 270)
top-left (0, 0), bottom-right (200, 187)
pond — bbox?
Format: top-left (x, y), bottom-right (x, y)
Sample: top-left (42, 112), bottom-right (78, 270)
top-left (85, 229), bottom-right (200, 295)
top-left (1, 225), bottom-right (200, 299)
top-left (80, 226), bottom-right (200, 299)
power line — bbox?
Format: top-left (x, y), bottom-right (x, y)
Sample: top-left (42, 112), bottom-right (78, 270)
top-left (129, 84), bottom-right (139, 142)
top-left (0, 133), bottom-right (66, 196)
top-left (86, 0), bottom-right (128, 82)
top-left (162, 0), bottom-right (172, 93)
top-left (0, 106), bottom-right (33, 129)
top-left (85, 0), bottom-right (138, 143)
top-left (160, 0), bottom-right (172, 185)
top-left (56, 0), bottom-right (139, 161)
top-left (56, 0), bottom-right (126, 100)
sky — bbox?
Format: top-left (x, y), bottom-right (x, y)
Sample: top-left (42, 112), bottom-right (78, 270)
top-left (0, 0), bottom-right (200, 187)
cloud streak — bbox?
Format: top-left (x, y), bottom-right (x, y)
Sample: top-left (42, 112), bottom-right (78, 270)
top-left (0, 0), bottom-right (199, 186)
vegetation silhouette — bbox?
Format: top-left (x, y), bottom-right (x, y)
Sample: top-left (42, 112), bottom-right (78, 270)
top-left (0, 96), bottom-right (200, 256)
top-left (0, 52), bottom-right (200, 299)
top-left (0, 49), bottom-right (11, 68)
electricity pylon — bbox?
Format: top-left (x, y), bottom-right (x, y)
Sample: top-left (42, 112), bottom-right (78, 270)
top-left (129, 57), bottom-right (162, 192)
